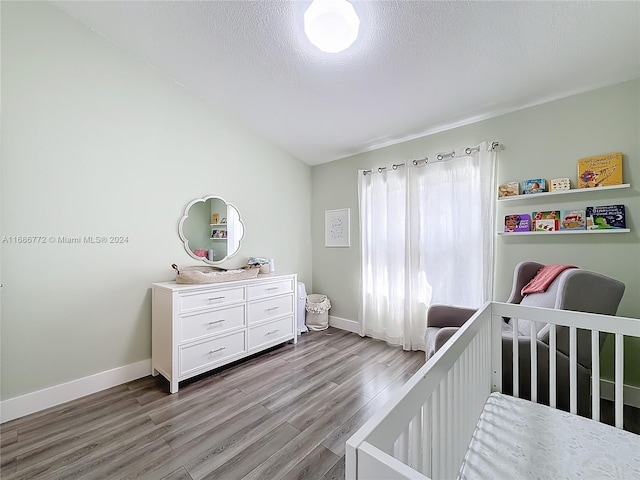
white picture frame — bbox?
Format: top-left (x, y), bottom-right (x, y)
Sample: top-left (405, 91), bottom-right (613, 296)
top-left (325, 208), bottom-right (351, 247)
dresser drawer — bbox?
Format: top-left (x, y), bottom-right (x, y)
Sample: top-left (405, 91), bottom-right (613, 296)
top-left (247, 279), bottom-right (294, 300)
top-left (248, 294), bottom-right (294, 324)
top-left (248, 316), bottom-right (294, 351)
top-left (180, 305), bottom-right (246, 343)
top-left (179, 286), bottom-right (245, 312)
top-left (179, 331), bottom-right (246, 375)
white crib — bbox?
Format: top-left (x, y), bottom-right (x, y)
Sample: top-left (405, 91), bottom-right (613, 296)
top-left (346, 302), bottom-right (640, 479)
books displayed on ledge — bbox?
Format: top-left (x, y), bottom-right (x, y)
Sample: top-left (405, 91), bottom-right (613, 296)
top-left (498, 182), bottom-right (520, 197)
top-left (532, 211), bottom-right (559, 231)
top-left (497, 152), bottom-right (624, 198)
top-left (578, 153), bottom-right (623, 188)
top-left (503, 205), bottom-right (625, 233)
top-left (586, 204), bottom-right (626, 229)
top-left (504, 214), bottom-right (531, 232)
top-left (560, 210), bottom-right (586, 230)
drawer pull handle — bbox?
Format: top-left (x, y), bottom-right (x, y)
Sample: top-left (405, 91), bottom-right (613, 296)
top-left (265, 287), bottom-right (280, 291)
top-left (208, 320), bottom-right (225, 325)
top-left (208, 296), bottom-right (225, 302)
top-left (266, 329), bottom-right (279, 335)
top-left (208, 347), bottom-right (226, 354)
top-left (265, 307), bottom-right (279, 312)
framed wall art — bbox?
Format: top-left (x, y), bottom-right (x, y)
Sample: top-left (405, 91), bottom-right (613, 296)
top-left (325, 208), bottom-right (350, 247)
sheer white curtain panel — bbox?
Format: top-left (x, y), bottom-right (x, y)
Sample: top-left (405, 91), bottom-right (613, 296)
top-left (358, 141), bottom-right (497, 350)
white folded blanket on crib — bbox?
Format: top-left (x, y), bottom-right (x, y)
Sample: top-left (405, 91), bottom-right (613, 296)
top-left (459, 392), bottom-right (640, 480)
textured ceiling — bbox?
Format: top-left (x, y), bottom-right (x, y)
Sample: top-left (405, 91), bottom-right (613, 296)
top-left (51, 1), bottom-right (640, 165)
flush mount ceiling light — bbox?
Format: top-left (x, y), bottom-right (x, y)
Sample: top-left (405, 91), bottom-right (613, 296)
top-left (304, 0), bottom-right (360, 53)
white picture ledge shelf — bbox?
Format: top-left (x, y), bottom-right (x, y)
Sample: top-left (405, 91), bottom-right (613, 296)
top-left (497, 183), bottom-right (631, 202)
top-left (498, 229), bottom-right (630, 236)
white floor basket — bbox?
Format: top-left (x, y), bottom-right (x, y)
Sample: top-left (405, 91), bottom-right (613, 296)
top-left (305, 294), bottom-right (331, 331)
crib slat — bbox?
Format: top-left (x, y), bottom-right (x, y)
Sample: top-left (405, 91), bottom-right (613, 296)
top-left (485, 321), bottom-right (491, 394)
top-left (491, 315), bottom-right (502, 392)
top-left (422, 398), bottom-right (432, 477)
top-left (530, 321), bottom-right (537, 402)
top-left (432, 383), bottom-right (442, 479)
top-left (453, 360), bottom-right (468, 472)
top-left (473, 330), bottom-right (482, 438)
top-left (512, 318), bottom-right (519, 397)
top-left (445, 369), bottom-right (453, 478)
top-left (549, 324), bottom-right (557, 408)
top-left (410, 411), bottom-right (422, 471)
top-left (396, 425), bottom-right (408, 464)
top-left (393, 425), bottom-right (409, 465)
top-left (462, 347), bottom-right (470, 463)
top-left (569, 327), bottom-right (577, 414)
top-left (440, 378), bottom-right (447, 479)
top-left (591, 329), bottom-right (600, 421)
top-left (466, 338), bottom-right (474, 464)
top-left (615, 333), bottom-right (624, 429)
top-left (452, 358), bottom-right (458, 472)
top-left (478, 326), bottom-right (483, 398)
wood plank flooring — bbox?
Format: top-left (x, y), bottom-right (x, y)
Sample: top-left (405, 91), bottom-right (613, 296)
top-left (4, 327), bottom-right (638, 480)
top-left (0, 328), bottom-right (425, 480)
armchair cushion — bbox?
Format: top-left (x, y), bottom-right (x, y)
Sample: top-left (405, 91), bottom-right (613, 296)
top-left (426, 304), bottom-right (477, 328)
top-left (508, 278), bottom-right (562, 341)
top-left (425, 305), bottom-right (479, 359)
top-left (425, 327), bottom-right (459, 359)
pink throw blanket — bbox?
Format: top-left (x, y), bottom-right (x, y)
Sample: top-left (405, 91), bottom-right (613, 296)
top-left (521, 264), bottom-right (577, 295)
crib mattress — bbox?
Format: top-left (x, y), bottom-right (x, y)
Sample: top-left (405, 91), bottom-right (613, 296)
top-left (459, 392), bottom-right (640, 480)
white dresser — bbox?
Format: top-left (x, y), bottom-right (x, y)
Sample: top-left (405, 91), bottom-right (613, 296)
top-left (151, 273), bottom-right (297, 393)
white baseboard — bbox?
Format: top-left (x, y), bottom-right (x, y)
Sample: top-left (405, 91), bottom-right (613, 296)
top-left (329, 315), bottom-right (359, 333)
top-left (1, 359), bottom-right (151, 423)
top-left (600, 379), bottom-right (640, 409)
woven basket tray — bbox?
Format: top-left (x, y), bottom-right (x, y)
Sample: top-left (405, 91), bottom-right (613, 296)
top-left (172, 264), bottom-right (260, 284)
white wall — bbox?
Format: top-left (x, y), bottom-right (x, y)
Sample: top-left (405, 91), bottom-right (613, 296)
top-left (311, 80), bottom-right (640, 384)
top-left (1, 1), bottom-right (312, 403)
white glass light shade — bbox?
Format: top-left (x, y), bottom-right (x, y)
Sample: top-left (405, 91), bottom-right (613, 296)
top-left (304, 0), bottom-right (360, 53)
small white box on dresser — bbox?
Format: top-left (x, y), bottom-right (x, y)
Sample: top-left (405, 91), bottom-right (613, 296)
top-left (152, 273), bottom-right (297, 393)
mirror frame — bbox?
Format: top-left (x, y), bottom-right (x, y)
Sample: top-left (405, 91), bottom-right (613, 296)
top-left (178, 195), bottom-right (245, 264)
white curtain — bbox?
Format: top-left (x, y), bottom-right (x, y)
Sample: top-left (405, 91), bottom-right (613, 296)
top-left (358, 142), bottom-right (497, 350)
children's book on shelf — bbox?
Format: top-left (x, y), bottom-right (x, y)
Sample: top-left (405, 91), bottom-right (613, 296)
top-left (586, 205), bottom-right (626, 229)
top-left (523, 178), bottom-right (547, 194)
top-left (560, 210), bottom-right (586, 230)
top-left (504, 214), bottom-right (530, 232)
top-left (498, 182), bottom-right (520, 197)
top-left (577, 152), bottom-right (623, 188)
top-left (532, 211), bottom-right (560, 231)
top-left (534, 219), bottom-right (557, 232)
top-left (550, 177), bottom-right (571, 191)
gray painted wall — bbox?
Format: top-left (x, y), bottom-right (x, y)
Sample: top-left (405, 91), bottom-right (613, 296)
top-left (311, 80), bottom-right (640, 384)
top-left (1, 2), bottom-right (312, 400)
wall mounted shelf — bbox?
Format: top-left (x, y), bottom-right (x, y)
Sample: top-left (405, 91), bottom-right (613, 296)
top-left (497, 184), bottom-right (630, 202)
top-left (497, 229), bottom-right (630, 236)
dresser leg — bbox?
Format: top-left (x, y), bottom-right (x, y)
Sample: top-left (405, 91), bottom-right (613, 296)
top-left (170, 380), bottom-right (179, 394)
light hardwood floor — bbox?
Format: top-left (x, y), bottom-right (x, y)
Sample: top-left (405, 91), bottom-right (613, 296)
top-left (0, 327), bottom-right (425, 480)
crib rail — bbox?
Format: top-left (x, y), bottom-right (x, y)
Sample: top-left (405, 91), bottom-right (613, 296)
top-left (346, 302), bottom-right (640, 480)
top-left (492, 302), bottom-right (640, 427)
top-left (346, 302), bottom-right (495, 480)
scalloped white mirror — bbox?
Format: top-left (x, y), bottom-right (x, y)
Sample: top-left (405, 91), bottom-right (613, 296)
top-left (178, 195), bottom-right (245, 264)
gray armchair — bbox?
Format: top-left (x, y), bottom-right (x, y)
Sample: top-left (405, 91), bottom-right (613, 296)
top-left (425, 261), bottom-right (625, 416)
